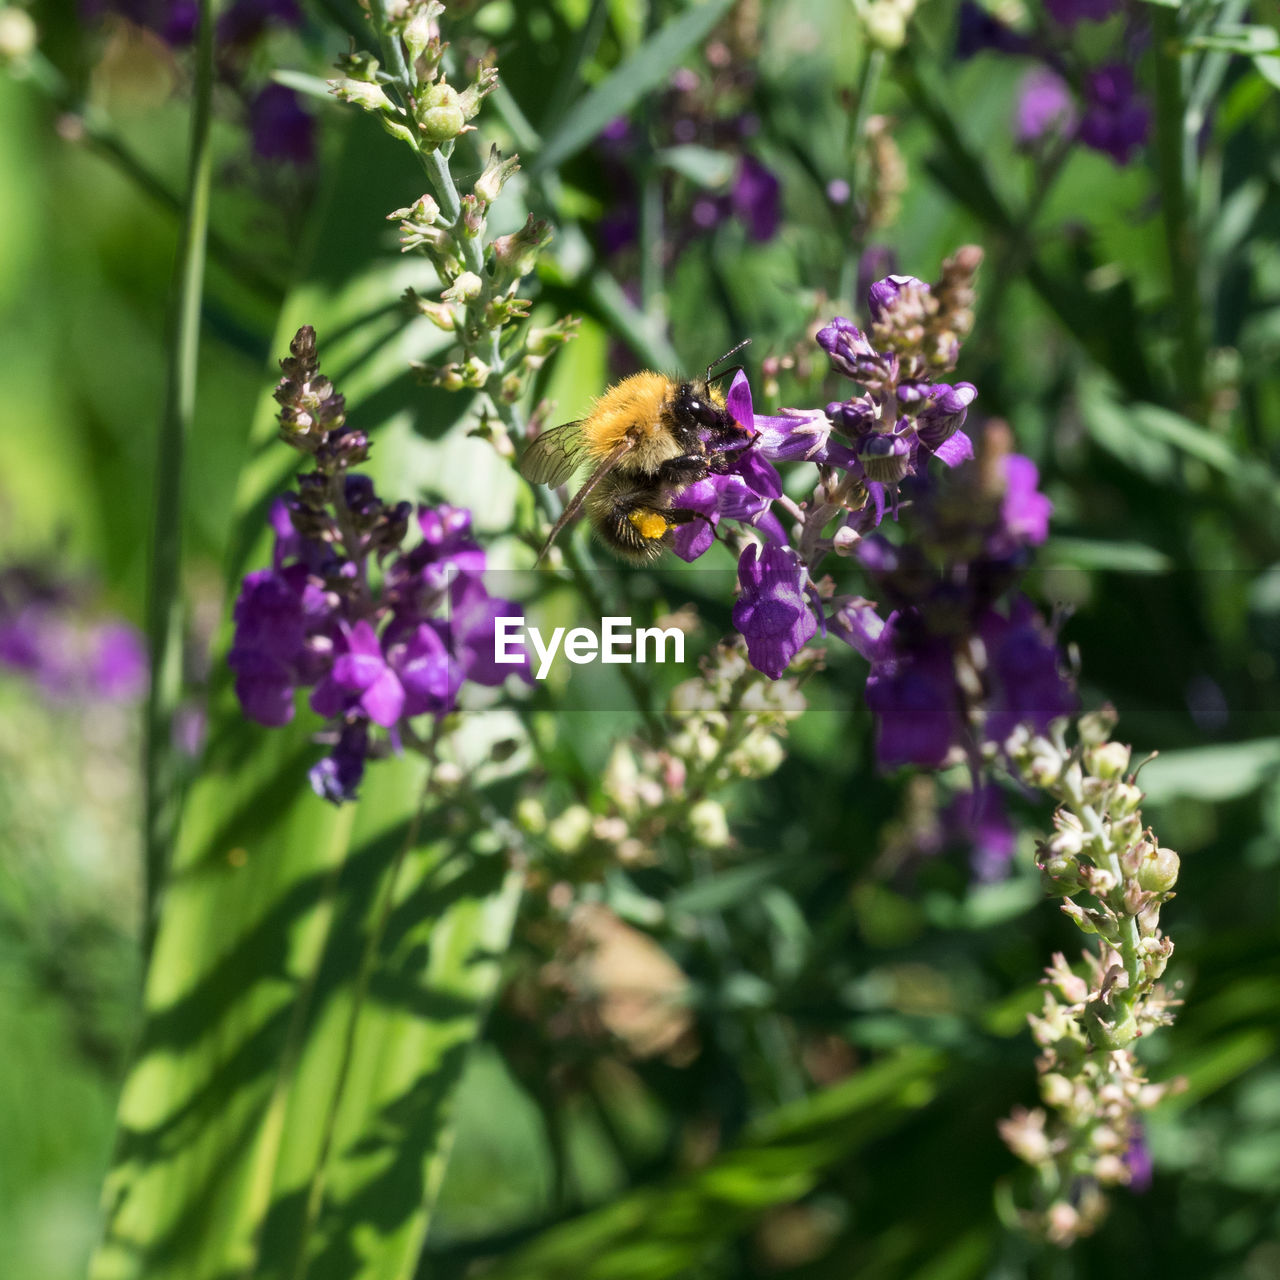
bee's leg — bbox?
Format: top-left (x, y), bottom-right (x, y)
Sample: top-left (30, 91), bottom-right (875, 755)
top-left (653, 453), bottom-right (710, 487)
top-left (664, 507), bottom-right (713, 527)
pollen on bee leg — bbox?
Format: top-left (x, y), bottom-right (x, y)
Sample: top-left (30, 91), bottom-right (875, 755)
top-left (629, 510), bottom-right (669, 540)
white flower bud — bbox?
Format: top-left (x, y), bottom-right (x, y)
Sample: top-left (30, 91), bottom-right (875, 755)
top-left (548, 804), bottom-right (593, 853)
top-left (689, 799), bottom-right (731, 849)
top-left (1088, 740), bottom-right (1131, 781)
top-left (0, 7), bottom-right (37, 64)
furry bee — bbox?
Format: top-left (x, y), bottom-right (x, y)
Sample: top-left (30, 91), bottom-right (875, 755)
top-left (519, 341), bottom-right (753, 564)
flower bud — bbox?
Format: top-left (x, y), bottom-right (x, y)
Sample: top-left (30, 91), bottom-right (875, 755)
top-left (1045, 1201), bottom-right (1081, 1244)
top-left (413, 298), bottom-right (459, 330)
top-left (689, 799), bottom-right (731, 849)
top-left (858, 433), bottom-right (912, 484)
top-left (490, 214), bottom-right (552, 280)
top-left (388, 193), bottom-right (441, 226)
top-left (0, 7), bottom-right (37, 64)
top-left (442, 271), bottom-right (483, 303)
top-left (1109, 781), bottom-right (1143, 818)
top-left (997, 1106), bottom-right (1051, 1166)
top-left (335, 49), bottom-right (381, 82)
top-left (1136, 843), bottom-right (1179, 893)
top-left (402, 1), bottom-right (444, 61)
top-left (1077, 704), bottom-right (1119, 746)
top-left (1039, 852), bottom-right (1085, 897)
top-left (729, 732), bottom-right (786, 778)
top-left (548, 803), bottom-right (593, 853)
top-left (1040, 1073), bottom-right (1074, 1109)
top-left (330, 78), bottom-right (394, 113)
top-left (417, 81), bottom-right (466, 142)
top-left (1087, 740), bottom-right (1131, 781)
top-left (1084, 999), bottom-right (1138, 1050)
top-left (458, 63), bottom-right (499, 120)
top-left (1094, 1154), bottom-right (1128, 1185)
top-left (861, 0), bottom-right (909, 51)
top-left (475, 146), bottom-right (521, 205)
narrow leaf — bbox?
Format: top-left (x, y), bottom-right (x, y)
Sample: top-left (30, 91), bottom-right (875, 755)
top-left (530, 0), bottom-right (736, 176)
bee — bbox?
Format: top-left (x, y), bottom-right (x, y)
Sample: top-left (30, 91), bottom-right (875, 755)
top-left (520, 341), bottom-right (754, 564)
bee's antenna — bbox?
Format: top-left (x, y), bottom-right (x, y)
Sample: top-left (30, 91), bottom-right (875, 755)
top-left (706, 338), bottom-right (751, 385)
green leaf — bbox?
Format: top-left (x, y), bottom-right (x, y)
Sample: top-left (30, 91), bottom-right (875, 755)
top-left (664, 856), bottom-right (791, 917)
top-left (90, 121), bottom-right (523, 1280)
top-left (1043, 537), bottom-right (1174, 572)
top-left (1254, 54), bottom-right (1280, 91)
top-left (480, 1048), bottom-right (944, 1280)
top-left (656, 144), bottom-right (735, 188)
top-left (1139, 738), bottom-right (1280, 804)
top-left (1185, 24), bottom-right (1280, 56)
top-left (530, 0), bottom-right (737, 177)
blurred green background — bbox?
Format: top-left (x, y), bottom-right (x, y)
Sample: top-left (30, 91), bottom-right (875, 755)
top-left (3, 1), bottom-right (1280, 1277)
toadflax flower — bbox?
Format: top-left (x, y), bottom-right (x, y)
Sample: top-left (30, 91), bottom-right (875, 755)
top-left (0, 566), bottom-right (148, 703)
top-left (229, 327), bottom-right (528, 804)
top-left (732, 542), bottom-right (819, 680)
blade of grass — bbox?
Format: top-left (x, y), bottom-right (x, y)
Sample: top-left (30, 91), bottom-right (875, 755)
top-left (142, 0), bottom-right (215, 966)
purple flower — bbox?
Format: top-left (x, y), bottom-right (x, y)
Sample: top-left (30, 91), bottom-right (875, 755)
top-left (980, 600), bottom-right (1077, 743)
top-left (730, 154), bottom-right (782, 242)
top-left (89, 622), bottom-right (149, 701)
top-left (227, 567), bottom-right (325, 726)
top-left (1001, 455), bottom-right (1052, 547)
top-left (309, 722), bottom-right (368, 805)
top-left (816, 317), bottom-right (880, 381)
top-left (249, 84), bottom-right (315, 166)
top-left (1080, 65), bottom-right (1150, 165)
top-left (1015, 68), bottom-right (1078, 147)
top-left (864, 627), bottom-right (963, 768)
top-left (732, 542), bottom-right (819, 679)
top-left (1045, 0), bottom-right (1121, 26)
top-left (946, 784), bottom-right (1017, 882)
top-left (867, 274), bottom-right (928, 325)
top-left (442, 574), bottom-right (529, 687)
top-left (0, 606), bottom-right (44, 675)
top-left (218, 0), bottom-right (301, 47)
top-left (310, 619), bottom-right (405, 728)
top-left (385, 620), bottom-right (456, 717)
top-left (955, 1), bottom-right (1032, 58)
top-left (1125, 1125), bottom-right (1154, 1192)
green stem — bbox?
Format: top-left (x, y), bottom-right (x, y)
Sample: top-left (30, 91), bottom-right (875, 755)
top-left (1152, 7), bottom-right (1207, 419)
top-left (142, 0), bottom-right (215, 967)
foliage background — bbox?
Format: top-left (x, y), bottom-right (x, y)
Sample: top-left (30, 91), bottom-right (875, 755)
top-left (3, 0), bottom-right (1280, 1277)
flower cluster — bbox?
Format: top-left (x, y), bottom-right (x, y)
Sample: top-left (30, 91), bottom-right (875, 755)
top-left (957, 0), bottom-right (1151, 165)
top-left (333, 0), bottom-right (573, 435)
top-left (833, 434), bottom-right (1074, 770)
top-left (0, 565), bottom-right (147, 703)
top-left (998, 708), bottom-right (1185, 1244)
top-left (83, 0), bottom-right (316, 165)
top-left (595, 251), bottom-right (1076, 789)
top-left (228, 326), bottom-right (526, 803)
top-left (504, 640), bottom-right (808, 1064)
top-left (520, 639), bottom-right (807, 870)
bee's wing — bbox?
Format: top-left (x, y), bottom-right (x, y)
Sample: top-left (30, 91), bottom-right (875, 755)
top-left (519, 419), bottom-right (589, 488)
top-left (535, 439), bottom-right (633, 565)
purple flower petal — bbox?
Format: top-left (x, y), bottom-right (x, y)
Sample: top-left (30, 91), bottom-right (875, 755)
top-left (1002, 454), bottom-right (1052, 545)
top-left (732, 542), bottom-right (818, 678)
top-left (933, 430), bottom-right (974, 468)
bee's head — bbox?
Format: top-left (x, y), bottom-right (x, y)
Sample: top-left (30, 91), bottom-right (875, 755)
top-left (673, 378), bottom-right (727, 428)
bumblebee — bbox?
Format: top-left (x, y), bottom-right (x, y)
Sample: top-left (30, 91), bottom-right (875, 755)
top-left (520, 341), bottom-right (753, 564)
